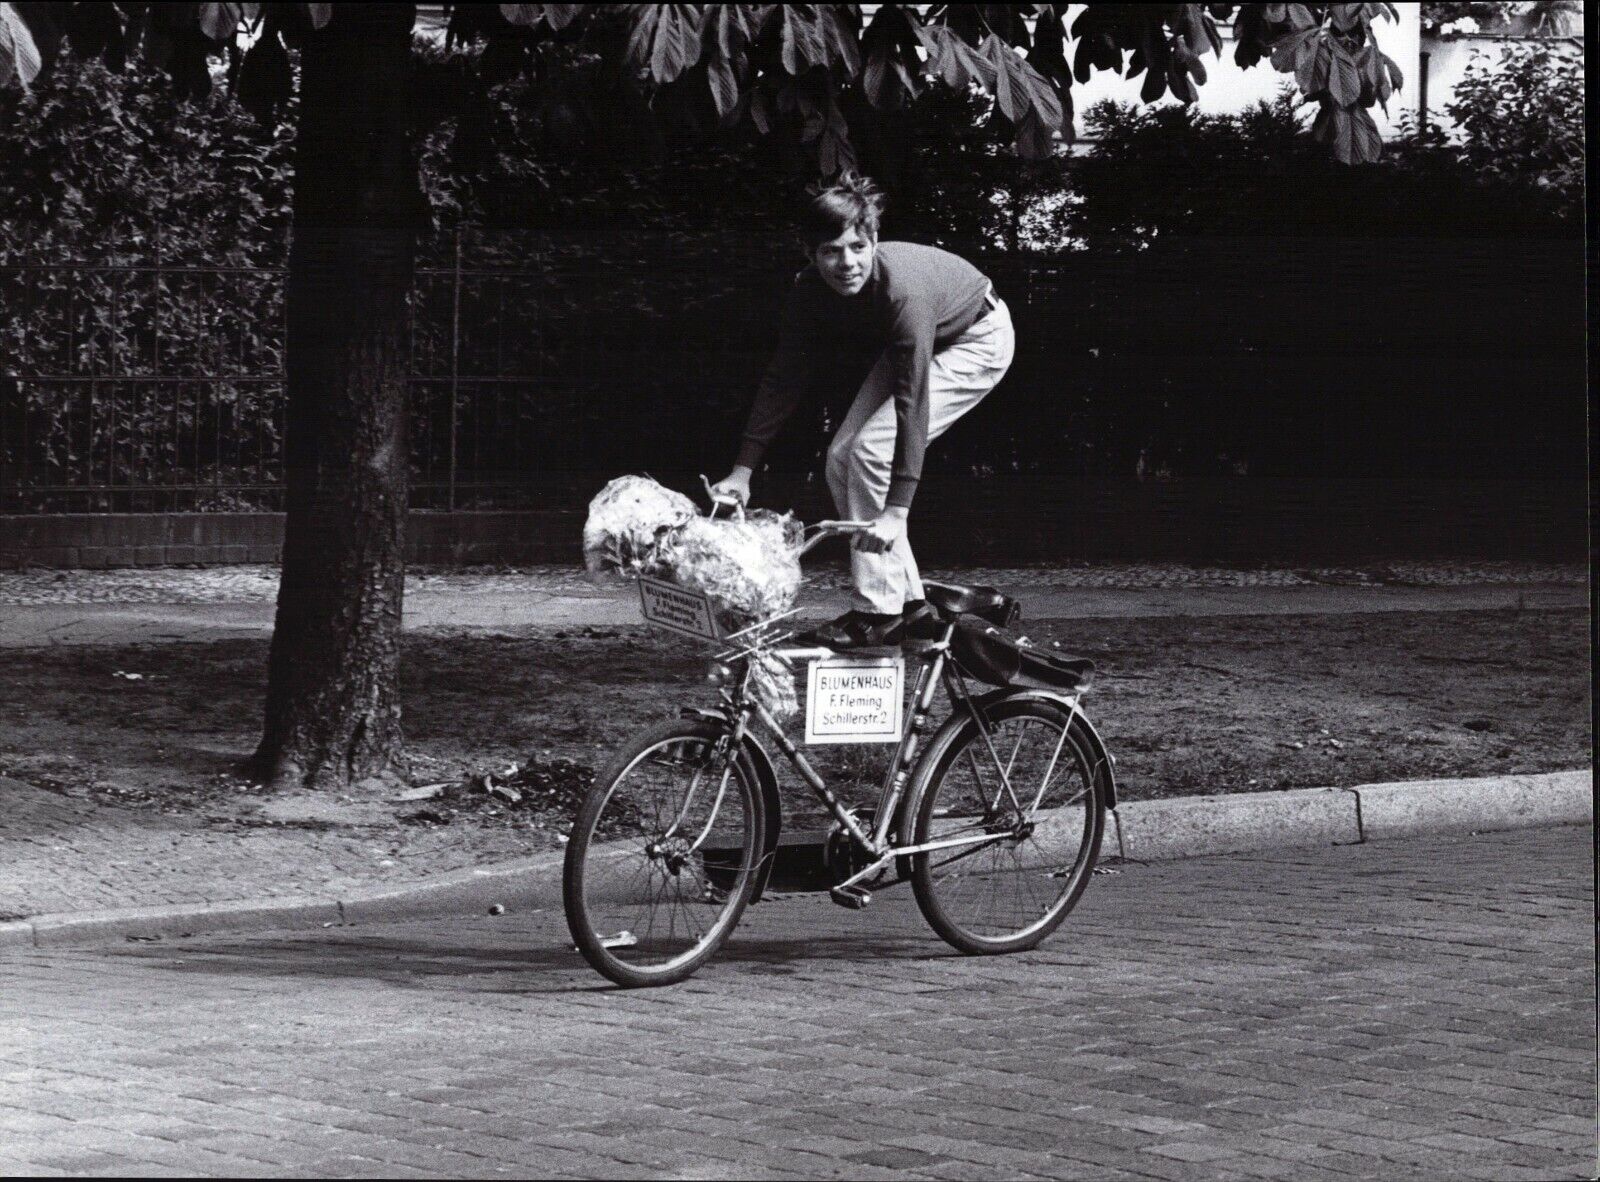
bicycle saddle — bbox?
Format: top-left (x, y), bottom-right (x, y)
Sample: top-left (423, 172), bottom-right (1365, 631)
top-left (923, 580), bottom-right (1021, 628)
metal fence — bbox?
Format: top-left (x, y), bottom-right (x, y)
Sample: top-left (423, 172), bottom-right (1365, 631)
top-left (0, 255), bottom-right (289, 513)
top-left (0, 231), bottom-right (630, 514)
top-left (0, 235), bottom-right (1126, 516)
top-left (3, 231), bottom-right (1586, 524)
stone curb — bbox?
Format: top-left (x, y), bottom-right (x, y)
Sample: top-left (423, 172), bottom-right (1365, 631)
top-left (1112, 786), bottom-right (1362, 862)
top-left (0, 853), bottom-right (569, 953)
top-left (1, 769), bottom-right (1589, 951)
top-left (1107, 769), bottom-right (1591, 863)
top-left (29, 896), bottom-right (342, 948)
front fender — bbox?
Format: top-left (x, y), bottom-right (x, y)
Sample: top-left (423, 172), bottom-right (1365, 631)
top-left (680, 707), bottom-right (784, 899)
top-left (970, 688), bottom-right (1118, 810)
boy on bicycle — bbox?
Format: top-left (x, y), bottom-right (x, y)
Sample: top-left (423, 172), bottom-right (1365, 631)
top-left (711, 171), bottom-right (1015, 649)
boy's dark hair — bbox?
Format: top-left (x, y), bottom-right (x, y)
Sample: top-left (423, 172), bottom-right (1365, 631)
top-left (801, 170), bottom-right (886, 247)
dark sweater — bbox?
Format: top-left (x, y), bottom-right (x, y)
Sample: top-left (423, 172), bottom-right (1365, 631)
top-left (735, 241), bottom-right (992, 509)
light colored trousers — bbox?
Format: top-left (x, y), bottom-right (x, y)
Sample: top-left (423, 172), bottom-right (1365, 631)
top-left (826, 297), bottom-right (1015, 614)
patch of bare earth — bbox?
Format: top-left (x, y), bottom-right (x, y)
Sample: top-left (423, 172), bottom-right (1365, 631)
top-left (0, 607), bottom-right (1587, 915)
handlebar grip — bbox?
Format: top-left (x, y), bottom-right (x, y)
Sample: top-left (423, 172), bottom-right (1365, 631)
top-left (798, 520), bottom-right (874, 556)
top-left (700, 475), bottom-right (746, 520)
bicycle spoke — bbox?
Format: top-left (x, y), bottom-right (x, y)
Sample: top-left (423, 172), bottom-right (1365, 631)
top-left (961, 740), bottom-right (1001, 816)
top-left (927, 833), bottom-right (1009, 872)
top-left (1028, 720), bottom-right (1072, 814)
top-left (910, 704), bottom-right (1104, 953)
top-left (973, 719), bottom-right (1026, 816)
top-left (566, 724), bottom-right (760, 986)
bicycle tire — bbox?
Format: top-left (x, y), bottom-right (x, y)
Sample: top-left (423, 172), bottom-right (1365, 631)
top-left (564, 720), bottom-right (764, 987)
top-left (901, 695), bottom-right (1106, 955)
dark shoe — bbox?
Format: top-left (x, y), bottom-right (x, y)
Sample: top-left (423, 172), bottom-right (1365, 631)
top-left (899, 600), bottom-right (941, 640)
top-left (799, 610), bottom-right (903, 650)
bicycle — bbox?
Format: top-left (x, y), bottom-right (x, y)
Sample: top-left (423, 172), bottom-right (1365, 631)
top-left (563, 513), bottom-right (1118, 988)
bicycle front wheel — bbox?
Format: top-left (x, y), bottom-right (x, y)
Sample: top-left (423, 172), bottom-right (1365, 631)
top-left (564, 720), bottom-right (764, 987)
top-left (902, 696), bottom-right (1106, 955)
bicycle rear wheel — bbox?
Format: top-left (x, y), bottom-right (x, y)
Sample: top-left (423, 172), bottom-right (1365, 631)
top-left (564, 720), bottom-right (763, 987)
top-left (902, 696), bottom-right (1106, 955)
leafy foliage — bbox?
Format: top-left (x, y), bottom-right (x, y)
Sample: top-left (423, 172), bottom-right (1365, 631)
top-left (981, 88), bottom-right (1583, 486)
top-left (1419, 1), bottom-right (1582, 35)
top-left (0, 2), bottom-right (41, 87)
top-left (1440, 40), bottom-right (1583, 217)
top-left (1229, 2), bottom-right (1404, 163)
top-left (0, 56), bottom-right (292, 508)
top-left (2, 30), bottom-right (1581, 508)
top-left (0, 3), bottom-right (1408, 169)
top-left (1075, 81), bottom-right (1578, 244)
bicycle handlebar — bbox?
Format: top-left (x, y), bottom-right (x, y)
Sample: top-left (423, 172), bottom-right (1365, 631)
top-left (800, 519), bottom-right (872, 555)
top-left (701, 475), bottom-right (746, 521)
top-left (698, 475), bottom-right (869, 555)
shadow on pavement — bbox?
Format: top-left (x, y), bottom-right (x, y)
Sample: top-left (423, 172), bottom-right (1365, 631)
top-left (93, 917), bottom-right (957, 993)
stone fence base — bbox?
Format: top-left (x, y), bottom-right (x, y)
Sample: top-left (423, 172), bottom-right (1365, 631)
top-left (0, 511), bottom-right (578, 569)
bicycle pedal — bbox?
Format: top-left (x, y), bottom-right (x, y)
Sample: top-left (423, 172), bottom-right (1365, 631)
top-left (829, 885), bottom-right (872, 910)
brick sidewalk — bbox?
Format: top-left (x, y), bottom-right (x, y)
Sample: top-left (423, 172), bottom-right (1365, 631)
top-left (2, 560), bottom-right (1586, 652)
top-left (0, 827), bottom-right (1591, 1179)
top-left (1, 578), bottom-right (1586, 649)
top-left (0, 561), bottom-right (1587, 605)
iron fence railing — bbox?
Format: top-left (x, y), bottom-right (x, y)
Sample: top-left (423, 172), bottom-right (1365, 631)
top-left (0, 253), bottom-right (289, 513)
top-left (0, 231), bottom-right (1032, 513)
top-left (3, 231), bottom-right (1584, 515)
top-left (0, 229), bottom-right (657, 514)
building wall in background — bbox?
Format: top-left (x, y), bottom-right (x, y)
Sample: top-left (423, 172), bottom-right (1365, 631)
top-left (1060, 3), bottom-right (1421, 139)
top-left (1418, 32), bottom-right (1584, 136)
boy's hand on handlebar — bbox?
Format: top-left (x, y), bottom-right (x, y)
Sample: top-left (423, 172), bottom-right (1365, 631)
top-left (709, 470), bottom-right (751, 507)
top-left (853, 509), bottom-right (907, 554)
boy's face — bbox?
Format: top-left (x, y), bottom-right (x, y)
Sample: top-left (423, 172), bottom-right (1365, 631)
top-left (812, 225), bottom-right (876, 297)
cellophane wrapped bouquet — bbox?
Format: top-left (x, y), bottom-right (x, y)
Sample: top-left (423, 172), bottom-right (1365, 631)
top-left (583, 475), bottom-right (804, 718)
top-left (582, 475), bottom-right (699, 577)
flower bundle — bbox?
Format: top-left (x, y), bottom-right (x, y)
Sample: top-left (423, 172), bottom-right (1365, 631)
top-left (747, 651), bottom-right (800, 720)
top-left (583, 475), bottom-right (807, 718)
top-left (650, 511), bottom-right (804, 635)
top-left (582, 475), bottom-right (698, 578)
top-left (583, 476), bottom-right (804, 631)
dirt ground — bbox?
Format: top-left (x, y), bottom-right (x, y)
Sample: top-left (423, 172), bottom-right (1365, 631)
top-left (0, 605), bottom-right (1588, 852)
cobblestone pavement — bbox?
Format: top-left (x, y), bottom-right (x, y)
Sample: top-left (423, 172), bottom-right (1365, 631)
top-left (0, 561), bottom-right (1587, 605)
top-left (1, 827), bottom-right (1592, 1180)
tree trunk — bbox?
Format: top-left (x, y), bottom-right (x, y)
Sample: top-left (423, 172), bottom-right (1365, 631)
top-left (250, 3), bottom-right (422, 795)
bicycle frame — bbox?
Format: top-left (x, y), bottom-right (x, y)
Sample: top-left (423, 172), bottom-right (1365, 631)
top-left (569, 504), bottom-right (1113, 985)
top-left (713, 619), bottom-right (1090, 899)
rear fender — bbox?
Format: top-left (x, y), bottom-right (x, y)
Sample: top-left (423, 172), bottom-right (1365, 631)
top-left (680, 707), bottom-right (784, 899)
top-left (970, 689), bottom-right (1118, 810)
